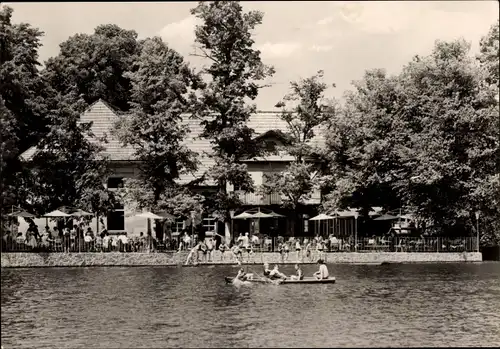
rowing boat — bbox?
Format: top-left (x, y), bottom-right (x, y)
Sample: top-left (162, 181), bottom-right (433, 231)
top-left (225, 276), bottom-right (336, 284)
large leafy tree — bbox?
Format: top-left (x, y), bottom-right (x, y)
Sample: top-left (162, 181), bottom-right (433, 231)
top-left (42, 24), bottom-right (141, 112)
top-left (113, 37), bottom-right (204, 230)
top-left (476, 20), bottom-right (500, 246)
top-left (24, 92), bottom-right (117, 216)
top-left (0, 5), bottom-right (49, 215)
top-left (394, 40), bottom-right (498, 239)
top-left (261, 71), bottom-right (334, 235)
top-left (190, 1), bottom-right (275, 236)
top-left (323, 39), bottom-right (499, 242)
top-left (322, 69), bottom-right (403, 227)
top-left (477, 20), bottom-right (499, 90)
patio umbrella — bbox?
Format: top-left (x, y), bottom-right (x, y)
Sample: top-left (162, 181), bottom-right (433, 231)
top-left (135, 212), bottom-right (164, 220)
top-left (155, 211), bottom-right (176, 221)
top-left (232, 212), bottom-right (254, 219)
top-left (269, 211), bottom-right (285, 218)
top-left (43, 209), bottom-right (71, 217)
top-left (309, 213), bottom-right (335, 221)
top-left (7, 210), bottom-right (36, 218)
top-left (374, 214), bottom-right (399, 221)
top-left (70, 209), bottom-right (93, 217)
top-left (250, 211), bottom-right (274, 219)
top-left (310, 213), bottom-right (335, 236)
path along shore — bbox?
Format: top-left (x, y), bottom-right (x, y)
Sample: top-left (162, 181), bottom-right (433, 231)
top-left (1, 251), bottom-right (482, 268)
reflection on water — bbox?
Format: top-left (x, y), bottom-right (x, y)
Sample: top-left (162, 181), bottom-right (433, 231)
top-left (2, 263), bottom-right (500, 348)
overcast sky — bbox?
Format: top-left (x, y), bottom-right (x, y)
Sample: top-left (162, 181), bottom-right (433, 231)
top-left (6, 1), bottom-right (499, 110)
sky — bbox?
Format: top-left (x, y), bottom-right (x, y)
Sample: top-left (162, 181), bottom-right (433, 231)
top-left (6, 1), bottom-right (499, 110)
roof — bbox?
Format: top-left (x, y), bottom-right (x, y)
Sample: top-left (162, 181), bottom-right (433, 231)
top-left (20, 99), bottom-right (328, 184)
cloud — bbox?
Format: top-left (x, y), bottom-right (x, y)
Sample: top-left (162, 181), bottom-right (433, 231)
top-left (309, 44), bottom-right (333, 52)
top-left (319, 2), bottom-right (421, 34)
top-left (158, 16), bottom-right (199, 52)
top-left (257, 41), bottom-right (302, 59)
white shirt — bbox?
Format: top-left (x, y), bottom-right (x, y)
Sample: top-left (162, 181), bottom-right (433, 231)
top-left (319, 264), bottom-right (329, 279)
top-left (241, 235), bottom-right (249, 247)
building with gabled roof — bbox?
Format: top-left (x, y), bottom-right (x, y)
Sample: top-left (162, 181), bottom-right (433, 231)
top-left (21, 99), bottom-right (328, 240)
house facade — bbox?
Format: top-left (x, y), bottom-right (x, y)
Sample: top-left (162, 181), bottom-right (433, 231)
top-left (21, 100), bottom-right (327, 241)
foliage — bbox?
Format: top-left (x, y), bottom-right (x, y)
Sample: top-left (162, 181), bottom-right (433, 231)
top-left (113, 37), bottom-right (201, 208)
top-left (477, 20), bottom-right (499, 89)
top-left (190, 1), bottom-right (275, 222)
top-left (0, 5), bottom-right (49, 214)
top-left (323, 39), bottom-right (499, 242)
top-left (261, 71), bottom-right (333, 220)
top-left (322, 68), bottom-right (403, 219)
top-left (24, 92), bottom-right (117, 216)
top-left (117, 179), bottom-right (205, 220)
top-left (42, 24), bottom-right (141, 112)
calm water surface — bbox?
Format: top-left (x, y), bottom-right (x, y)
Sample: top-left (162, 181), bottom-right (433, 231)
top-left (2, 263), bottom-right (500, 348)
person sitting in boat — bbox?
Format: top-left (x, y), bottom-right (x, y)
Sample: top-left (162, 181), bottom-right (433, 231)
top-left (313, 259), bottom-right (329, 280)
top-left (269, 264), bottom-right (287, 280)
top-left (263, 262), bottom-right (272, 277)
top-left (290, 264), bottom-right (304, 281)
top-left (235, 268), bottom-right (253, 281)
top-left (235, 268), bottom-right (248, 281)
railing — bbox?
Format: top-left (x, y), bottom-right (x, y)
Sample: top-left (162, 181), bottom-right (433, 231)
top-left (237, 192), bottom-right (283, 205)
top-left (1, 235), bottom-right (478, 254)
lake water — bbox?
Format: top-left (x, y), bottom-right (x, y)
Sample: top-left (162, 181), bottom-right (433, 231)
top-left (2, 263), bottom-right (500, 348)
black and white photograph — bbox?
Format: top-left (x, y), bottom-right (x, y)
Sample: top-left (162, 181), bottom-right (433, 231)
top-left (1, 1), bottom-right (499, 348)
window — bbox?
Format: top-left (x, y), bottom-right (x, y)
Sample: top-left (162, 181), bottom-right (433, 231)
top-left (172, 219), bottom-right (185, 236)
top-left (304, 219), bottom-right (309, 233)
top-left (106, 177), bottom-right (124, 230)
top-left (107, 210), bottom-right (125, 231)
top-left (203, 218), bottom-right (216, 234)
top-left (107, 177), bottom-right (124, 190)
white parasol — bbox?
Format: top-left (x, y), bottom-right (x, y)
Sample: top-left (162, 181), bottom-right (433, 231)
top-left (43, 209), bottom-right (71, 217)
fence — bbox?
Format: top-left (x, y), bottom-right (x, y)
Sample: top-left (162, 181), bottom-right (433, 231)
top-left (1, 234), bottom-right (478, 254)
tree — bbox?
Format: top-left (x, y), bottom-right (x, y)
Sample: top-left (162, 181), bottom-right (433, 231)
top-left (395, 40), bottom-right (498, 239)
top-left (112, 37), bottom-right (204, 236)
top-left (42, 24), bottom-right (141, 112)
top-left (323, 40), bottom-right (499, 243)
top-left (113, 37), bottom-right (201, 204)
top-left (477, 20), bottom-right (499, 89)
top-left (261, 71), bottom-right (334, 235)
top-left (190, 1), bottom-right (275, 237)
top-left (0, 5), bottom-right (48, 215)
top-left (322, 69), bottom-right (403, 226)
top-left (24, 92), bottom-right (117, 217)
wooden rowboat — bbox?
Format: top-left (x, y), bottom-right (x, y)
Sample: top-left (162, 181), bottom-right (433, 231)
top-left (225, 276), bottom-right (336, 284)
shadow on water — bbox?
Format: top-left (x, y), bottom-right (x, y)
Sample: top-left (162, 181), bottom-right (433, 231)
top-left (2, 263), bottom-right (500, 348)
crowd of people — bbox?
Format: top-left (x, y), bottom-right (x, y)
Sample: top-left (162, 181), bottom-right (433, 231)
top-left (1, 222), bottom-right (471, 255)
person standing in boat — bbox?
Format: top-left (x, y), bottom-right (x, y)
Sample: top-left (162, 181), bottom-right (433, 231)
top-left (290, 264), bottom-right (304, 281)
top-left (313, 259), bottom-right (329, 280)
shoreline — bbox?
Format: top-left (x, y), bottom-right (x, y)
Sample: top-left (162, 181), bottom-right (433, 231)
top-left (1, 251), bottom-right (483, 268)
